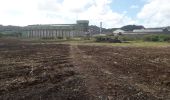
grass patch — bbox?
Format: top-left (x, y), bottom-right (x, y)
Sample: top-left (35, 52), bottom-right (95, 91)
top-left (64, 40), bottom-right (170, 47)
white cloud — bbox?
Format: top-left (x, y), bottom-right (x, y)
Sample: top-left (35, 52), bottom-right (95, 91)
top-left (130, 5), bottom-right (139, 9)
top-left (0, 0), bottom-right (135, 28)
top-left (137, 0), bottom-right (170, 27)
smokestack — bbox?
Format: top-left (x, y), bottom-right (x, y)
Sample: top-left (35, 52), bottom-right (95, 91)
top-left (100, 22), bottom-right (102, 34)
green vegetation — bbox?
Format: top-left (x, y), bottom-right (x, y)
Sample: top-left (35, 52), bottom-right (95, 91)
top-left (61, 40), bottom-right (170, 47)
top-left (121, 25), bottom-right (145, 31)
top-left (94, 36), bottom-right (121, 43)
top-left (91, 34), bottom-right (170, 46)
top-left (119, 36), bottom-right (139, 41)
top-left (143, 34), bottom-right (170, 42)
top-left (109, 34), bottom-right (170, 42)
top-left (0, 32), bottom-right (22, 37)
top-left (0, 33), bottom-right (3, 38)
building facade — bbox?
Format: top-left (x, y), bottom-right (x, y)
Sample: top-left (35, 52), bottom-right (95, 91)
top-left (22, 20), bottom-right (89, 39)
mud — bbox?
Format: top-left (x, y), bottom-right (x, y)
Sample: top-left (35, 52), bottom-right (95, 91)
top-left (0, 40), bottom-right (170, 100)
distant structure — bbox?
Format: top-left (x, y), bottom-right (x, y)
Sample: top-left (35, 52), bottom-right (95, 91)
top-left (88, 25), bottom-right (100, 35)
top-left (133, 28), bottom-right (163, 34)
top-left (22, 20), bottom-right (89, 39)
top-left (113, 29), bottom-right (125, 34)
top-left (100, 22), bottom-right (102, 34)
top-left (113, 27), bottom-right (170, 35)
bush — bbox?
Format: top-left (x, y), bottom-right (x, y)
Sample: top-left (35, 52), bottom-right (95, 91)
top-left (95, 36), bottom-right (121, 43)
top-left (41, 37), bottom-right (55, 40)
top-left (143, 35), bottom-right (160, 42)
top-left (57, 37), bottom-right (64, 39)
top-left (143, 34), bottom-right (170, 42)
top-left (119, 36), bottom-right (137, 41)
top-left (163, 36), bottom-right (170, 42)
top-left (0, 33), bottom-right (3, 38)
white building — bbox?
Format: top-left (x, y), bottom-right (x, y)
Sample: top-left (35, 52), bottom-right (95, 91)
top-left (133, 28), bottom-right (163, 33)
top-left (113, 29), bottom-right (125, 34)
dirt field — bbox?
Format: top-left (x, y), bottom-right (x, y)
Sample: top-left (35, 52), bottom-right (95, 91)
top-left (0, 40), bottom-right (170, 100)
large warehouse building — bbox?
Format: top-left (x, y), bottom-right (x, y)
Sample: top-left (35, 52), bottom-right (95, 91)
top-left (22, 20), bottom-right (89, 39)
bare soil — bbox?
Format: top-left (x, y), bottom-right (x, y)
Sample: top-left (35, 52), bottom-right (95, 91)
top-left (0, 39), bottom-right (170, 100)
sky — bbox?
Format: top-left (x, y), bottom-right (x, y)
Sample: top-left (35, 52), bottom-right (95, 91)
top-left (0, 0), bottom-right (170, 28)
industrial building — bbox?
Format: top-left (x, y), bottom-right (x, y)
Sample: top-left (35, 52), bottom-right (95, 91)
top-left (22, 20), bottom-right (89, 39)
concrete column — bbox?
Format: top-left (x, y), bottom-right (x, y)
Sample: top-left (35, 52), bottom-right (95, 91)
top-left (68, 30), bottom-right (70, 38)
top-left (51, 30), bottom-right (54, 38)
top-left (57, 30), bottom-right (59, 37)
top-left (53, 30), bottom-right (57, 38)
top-left (37, 30), bottom-right (39, 38)
top-left (68, 30), bottom-right (71, 38)
top-left (39, 30), bottom-right (41, 38)
top-left (70, 31), bottom-right (73, 37)
top-left (32, 30), bottom-right (35, 38)
top-left (51, 30), bottom-right (53, 38)
top-left (28, 31), bottom-right (31, 38)
top-left (35, 30), bottom-right (37, 38)
top-left (33, 30), bottom-right (35, 38)
top-left (58, 30), bottom-right (60, 37)
top-left (62, 30), bottom-right (64, 38)
top-left (46, 30), bottom-right (48, 38)
top-left (27, 31), bottom-right (29, 38)
top-left (64, 30), bottom-right (66, 38)
top-left (48, 30), bottom-right (50, 38)
top-left (36, 30), bottom-right (38, 38)
top-left (29, 30), bottom-right (31, 38)
top-left (43, 30), bottom-right (46, 38)
top-left (42, 30), bottom-right (44, 38)
top-left (34, 30), bottom-right (37, 38)
top-left (38, 30), bottom-right (40, 38)
top-left (59, 30), bottom-right (61, 37)
top-left (56, 30), bottom-right (58, 37)
top-left (42, 30), bottom-right (45, 38)
top-left (40, 30), bottom-right (42, 38)
top-left (29, 31), bottom-right (31, 38)
top-left (32, 30), bottom-right (34, 38)
top-left (55, 30), bottom-right (57, 38)
top-left (38, 30), bottom-right (41, 38)
top-left (41, 30), bottom-right (43, 38)
top-left (45, 30), bottom-right (48, 38)
top-left (61, 30), bottom-right (63, 37)
top-left (60, 30), bottom-right (62, 37)
top-left (65, 30), bottom-right (67, 38)
top-left (56, 30), bottom-right (59, 37)
top-left (40, 30), bottom-right (44, 38)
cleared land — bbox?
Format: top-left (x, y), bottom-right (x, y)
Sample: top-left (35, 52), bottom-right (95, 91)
top-left (0, 40), bottom-right (170, 100)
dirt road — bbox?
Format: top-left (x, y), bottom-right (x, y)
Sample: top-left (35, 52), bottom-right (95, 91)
top-left (0, 41), bottom-right (170, 100)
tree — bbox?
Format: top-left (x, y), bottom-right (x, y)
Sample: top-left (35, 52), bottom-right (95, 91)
top-left (121, 25), bottom-right (145, 31)
top-left (163, 28), bottom-right (169, 33)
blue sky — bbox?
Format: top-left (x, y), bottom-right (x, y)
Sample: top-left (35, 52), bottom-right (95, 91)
top-left (111, 0), bottom-right (145, 18)
top-left (0, 0), bottom-right (170, 28)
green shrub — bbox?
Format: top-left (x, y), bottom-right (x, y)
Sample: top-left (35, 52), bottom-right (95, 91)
top-left (57, 37), bottom-right (63, 39)
top-left (119, 36), bottom-right (138, 41)
top-left (95, 36), bottom-right (121, 43)
top-left (41, 37), bottom-right (55, 40)
top-left (143, 34), bottom-right (170, 42)
top-left (163, 36), bottom-right (170, 42)
top-left (0, 33), bottom-right (3, 38)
